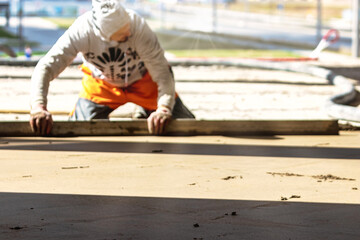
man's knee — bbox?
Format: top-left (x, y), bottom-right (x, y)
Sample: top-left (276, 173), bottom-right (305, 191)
top-left (172, 97), bottom-right (195, 119)
top-left (69, 98), bottom-right (113, 120)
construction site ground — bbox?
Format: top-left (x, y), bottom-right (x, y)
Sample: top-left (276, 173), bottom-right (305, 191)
top-left (1, 52), bottom-right (360, 122)
top-left (0, 133), bottom-right (359, 239)
top-left (0, 53), bottom-right (360, 239)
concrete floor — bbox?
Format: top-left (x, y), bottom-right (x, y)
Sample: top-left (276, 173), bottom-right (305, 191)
top-left (0, 132), bottom-right (359, 239)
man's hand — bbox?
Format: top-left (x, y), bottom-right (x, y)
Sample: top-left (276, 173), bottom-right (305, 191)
top-left (147, 106), bottom-right (172, 135)
top-left (29, 105), bottom-right (53, 135)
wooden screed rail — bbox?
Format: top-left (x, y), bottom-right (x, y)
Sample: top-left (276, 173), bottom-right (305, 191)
top-left (0, 119), bottom-right (339, 137)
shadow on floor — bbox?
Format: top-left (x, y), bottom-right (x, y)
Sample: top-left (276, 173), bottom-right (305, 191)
top-left (0, 137), bottom-right (359, 159)
top-left (0, 192), bottom-right (359, 240)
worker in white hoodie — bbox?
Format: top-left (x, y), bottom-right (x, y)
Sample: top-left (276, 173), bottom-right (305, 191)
top-left (29, 0), bottom-right (194, 135)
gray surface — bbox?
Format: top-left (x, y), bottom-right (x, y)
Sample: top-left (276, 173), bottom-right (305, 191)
top-left (1, 192), bottom-right (359, 240)
top-left (0, 133), bottom-right (359, 240)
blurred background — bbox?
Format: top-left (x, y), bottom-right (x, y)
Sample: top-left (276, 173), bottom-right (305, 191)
top-left (0, 0), bottom-right (358, 59)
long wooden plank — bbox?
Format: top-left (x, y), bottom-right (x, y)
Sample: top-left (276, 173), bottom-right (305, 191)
top-left (0, 120), bottom-right (338, 136)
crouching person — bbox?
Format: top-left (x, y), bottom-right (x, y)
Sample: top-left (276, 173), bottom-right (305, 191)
top-left (29, 0), bottom-right (194, 136)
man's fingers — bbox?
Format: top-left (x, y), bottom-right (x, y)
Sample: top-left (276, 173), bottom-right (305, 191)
top-left (147, 110), bottom-right (171, 135)
top-left (29, 117), bottom-right (37, 133)
top-left (154, 115), bottom-right (160, 135)
top-left (163, 116), bottom-right (170, 134)
top-left (158, 116), bottom-right (167, 135)
top-left (147, 115), bottom-right (154, 134)
top-left (148, 114), bottom-right (162, 135)
top-left (40, 117), bottom-right (47, 135)
top-left (40, 115), bottom-right (52, 135)
top-left (46, 116), bottom-right (53, 135)
top-left (35, 117), bottom-right (42, 134)
top-left (30, 112), bottom-right (53, 135)
top-left (155, 115), bottom-right (169, 135)
top-left (40, 115), bottom-right (53, 135)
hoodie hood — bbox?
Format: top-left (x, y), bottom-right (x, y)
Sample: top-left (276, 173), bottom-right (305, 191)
top-left (92, 0), bottom-right (131, 41)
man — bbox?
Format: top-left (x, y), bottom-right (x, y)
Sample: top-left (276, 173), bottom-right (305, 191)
top-left (29, 0), bottom-right (194, 135)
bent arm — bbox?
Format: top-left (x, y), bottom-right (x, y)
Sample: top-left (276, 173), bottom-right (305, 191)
top-left (30, 29), bottom-right (81, 110)
top-left (135, 20), bottom-right (175, 110)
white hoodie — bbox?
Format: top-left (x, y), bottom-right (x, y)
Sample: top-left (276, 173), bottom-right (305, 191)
top-left (30, 0), bottom-right (175, 111)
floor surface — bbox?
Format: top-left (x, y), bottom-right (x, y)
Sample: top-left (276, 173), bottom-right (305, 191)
top-left (0, 132), bottom-right (359, 239)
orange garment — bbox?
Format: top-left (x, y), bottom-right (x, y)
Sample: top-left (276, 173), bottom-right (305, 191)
top-left (78, 65), bottom-right (159, 111)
